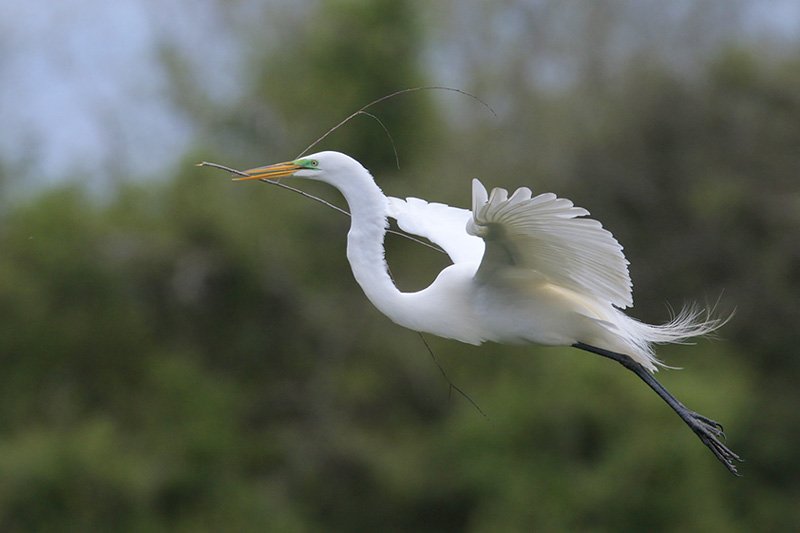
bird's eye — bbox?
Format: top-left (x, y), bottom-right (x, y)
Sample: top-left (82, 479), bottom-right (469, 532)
top-left (309, 160), bottom-right (319, 167)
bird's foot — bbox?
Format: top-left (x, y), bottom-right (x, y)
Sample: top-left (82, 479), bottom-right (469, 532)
top-left (686, 409), bottom-right (742, 476)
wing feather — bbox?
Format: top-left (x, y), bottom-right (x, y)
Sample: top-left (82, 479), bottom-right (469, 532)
top-left (387, 196), bottom-right (484, 264)
top-left (467, 179), bottom-right (633, 308)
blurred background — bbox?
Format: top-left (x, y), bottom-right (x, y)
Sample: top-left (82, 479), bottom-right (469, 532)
top-left (2, 0), bottom-right (799, 530)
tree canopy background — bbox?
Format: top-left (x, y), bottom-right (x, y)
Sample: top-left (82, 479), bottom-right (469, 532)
top-left (1, 1), bottom-right (799, 530)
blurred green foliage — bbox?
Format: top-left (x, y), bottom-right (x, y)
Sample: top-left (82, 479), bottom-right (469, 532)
top-left (2, 1), bottom-right (800, 531)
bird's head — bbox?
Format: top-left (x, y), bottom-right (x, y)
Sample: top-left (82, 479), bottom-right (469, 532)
top-left (235, 151), bottom-right (364, 186)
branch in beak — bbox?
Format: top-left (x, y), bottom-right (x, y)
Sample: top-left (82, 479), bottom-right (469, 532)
top-left (234, 161), bottom-right (302, 181)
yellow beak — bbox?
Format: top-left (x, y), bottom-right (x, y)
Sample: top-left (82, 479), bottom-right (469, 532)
top-left (234, 161), bottom-right (303, 181)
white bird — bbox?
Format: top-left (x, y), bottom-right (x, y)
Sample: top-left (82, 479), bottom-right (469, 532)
top-left (236, 150), bottom-right (740, 474)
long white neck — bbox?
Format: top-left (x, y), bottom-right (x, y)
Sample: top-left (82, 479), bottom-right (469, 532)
top-left (334, 169), bottom-right (409, 322)
top-left (318, 155), bottom-right (481, 345)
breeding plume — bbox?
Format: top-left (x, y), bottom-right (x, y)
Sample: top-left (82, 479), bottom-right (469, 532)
top-left (236, 151), bottom-right (740, 474)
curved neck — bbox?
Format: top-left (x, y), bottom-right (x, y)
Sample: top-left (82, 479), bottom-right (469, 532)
top-left (337, 173), bottom-right (407, 319)
top-left (330, 164), bottom-right (481, 345)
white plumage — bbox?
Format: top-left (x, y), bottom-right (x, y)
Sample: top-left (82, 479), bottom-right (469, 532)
top-left (387, 177), bottom-right (718, 372)
top-left (236, 150), bottom-right (740, 474)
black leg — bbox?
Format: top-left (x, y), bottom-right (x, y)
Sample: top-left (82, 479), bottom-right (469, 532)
top-left (573, 342), bottom-right (742, 476)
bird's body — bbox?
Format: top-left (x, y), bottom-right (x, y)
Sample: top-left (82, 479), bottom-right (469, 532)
top-left (271, 152), bottom-right (713, 370)
top-left (236, 150), bottom-right (740, 474)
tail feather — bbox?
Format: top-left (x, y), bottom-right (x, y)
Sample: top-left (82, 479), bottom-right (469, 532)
top-left (601, 304), bottom-right (731, 372)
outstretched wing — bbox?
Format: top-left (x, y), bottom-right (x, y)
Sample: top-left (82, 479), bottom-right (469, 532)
top-left (467, 179), bottom-right (633, 308)
top-left (387, 196), bottom-right (484, 264)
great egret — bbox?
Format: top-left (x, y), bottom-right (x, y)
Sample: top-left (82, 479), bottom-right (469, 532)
top-left (235, 150), bottom-right (740, 475)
